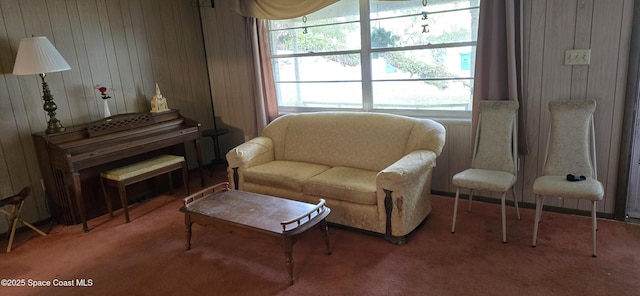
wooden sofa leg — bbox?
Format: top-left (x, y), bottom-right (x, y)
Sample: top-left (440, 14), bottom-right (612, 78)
top-left (232, 167), bottom-right (239, 190)
top-left (384, 189), bottom-right (406, 245)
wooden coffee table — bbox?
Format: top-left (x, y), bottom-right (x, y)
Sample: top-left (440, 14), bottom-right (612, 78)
top-left (179, 182), bottom-right (332, 285)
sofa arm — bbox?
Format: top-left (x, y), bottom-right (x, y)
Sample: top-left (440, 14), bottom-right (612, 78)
top-left (377, 150), bottom-right (437, 191)
top-left (376, 150), bottom-right (438, 243)
top-left (226, 137), bottom-right (275, 190)
top-left (226, 136), bottom-right (275, 170)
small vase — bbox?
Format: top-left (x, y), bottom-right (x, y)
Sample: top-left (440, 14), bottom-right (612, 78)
top-left (103, 99), bottom-right (111, 118)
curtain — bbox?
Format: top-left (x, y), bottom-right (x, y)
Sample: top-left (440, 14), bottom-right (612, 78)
top-left (234, 0), bottom-right (337, 131)
top-left (472, 0), bottom-right (528, 155)
top-left (246, 18), bottom-right (278, 133)
top-left (231, 0), bottom-right (338, 20)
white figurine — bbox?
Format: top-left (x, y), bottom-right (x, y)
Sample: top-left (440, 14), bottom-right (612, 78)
top-left (150, 83), bottom-right (170, 113)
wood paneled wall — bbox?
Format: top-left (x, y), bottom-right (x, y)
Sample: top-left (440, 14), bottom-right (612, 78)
top-left (520, 0), bottom-right (633, 214)
top-left (0, 0), bottom-right (215, 234)
top-left (200, 1), bottom-right (259, 151)
top-left (203, 0), bottom-right (634, 218)
top-left (0, 0), bottom-right (635, 235)
top-left (435, 0), bottom-right (634, 216)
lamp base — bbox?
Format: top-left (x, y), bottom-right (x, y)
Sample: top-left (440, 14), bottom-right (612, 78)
top-left (40, 73), bottom-right (65, 134)
top-left (46, 118), bottom-right (66, 134)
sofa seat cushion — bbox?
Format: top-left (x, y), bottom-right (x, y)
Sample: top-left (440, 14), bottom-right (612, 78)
top-left (243, 160), bottom-right (330, 192)
top-left (303, 166), bottom-right (377, 205)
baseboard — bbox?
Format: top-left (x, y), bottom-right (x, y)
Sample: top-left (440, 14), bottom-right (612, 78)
top-left (432, 190), bottom-right (615, 220)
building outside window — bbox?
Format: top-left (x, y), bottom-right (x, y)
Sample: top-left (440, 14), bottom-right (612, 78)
top-left (267, 0), bottom-right (480, 118)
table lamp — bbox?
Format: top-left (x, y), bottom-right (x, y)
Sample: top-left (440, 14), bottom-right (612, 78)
top-left (13, 36), bottom-right (71, 134)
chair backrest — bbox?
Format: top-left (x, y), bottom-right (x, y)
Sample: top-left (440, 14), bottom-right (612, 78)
top-left (0, 187), bottom-right (30, 207)
top-left (542, 99), bottom-right (597, 178)
top-left (471, 100), bottom-right (519, 174)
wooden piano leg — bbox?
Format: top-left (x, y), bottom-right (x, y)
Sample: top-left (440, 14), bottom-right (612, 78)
top-left (71, 172), bottom-right (89, 233)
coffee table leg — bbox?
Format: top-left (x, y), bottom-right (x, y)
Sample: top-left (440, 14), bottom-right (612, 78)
top-left (320, 219), bottom-right (332, 255)
top-left (185, 215), bottom-right (192, 250)
top-left (284, 238), bottom-right (295, 285)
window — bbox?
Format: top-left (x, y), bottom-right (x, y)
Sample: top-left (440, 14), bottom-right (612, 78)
top-left (267, 0), bottom-right (480, 118)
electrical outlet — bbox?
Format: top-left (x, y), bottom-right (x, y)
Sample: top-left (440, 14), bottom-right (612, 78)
top-left (564, 49), bottom-right (591, 65)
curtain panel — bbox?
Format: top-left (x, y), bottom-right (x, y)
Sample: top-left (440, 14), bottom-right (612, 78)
top-left (247, 18), bottom-right (278, 132)
top-left (472, 0), bottom-right (528, 155)
top-left (231, 0), bottom-right (338, 19)
top-left (231, 0), bottom-right (338, 130)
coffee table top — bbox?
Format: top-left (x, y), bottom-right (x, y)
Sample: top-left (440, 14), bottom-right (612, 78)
top-left (181, 188), bottom-right (329, 234)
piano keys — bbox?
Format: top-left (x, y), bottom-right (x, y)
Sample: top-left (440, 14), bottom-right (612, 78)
top-left (33, 110), bottom-right (205, 232)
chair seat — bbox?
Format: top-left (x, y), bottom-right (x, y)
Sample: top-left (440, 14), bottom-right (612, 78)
top-left (533, 175), bottom-right (604, 201)
top-left (452, 169), bottom-right (516, 192)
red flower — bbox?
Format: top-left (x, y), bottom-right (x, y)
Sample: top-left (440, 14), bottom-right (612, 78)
top-left (97, 86), bottom-right (111, 100)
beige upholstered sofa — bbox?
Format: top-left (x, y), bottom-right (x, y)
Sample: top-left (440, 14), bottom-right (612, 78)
top-left (226, 112), bottom-right (446, 244)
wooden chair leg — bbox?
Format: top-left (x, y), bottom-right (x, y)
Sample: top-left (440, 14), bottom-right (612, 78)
top-left (6, 209), bottom-right (19, 253)
top-left (14, 202), bottom-right (47, 238)
top-left (118, 185), bottom-right (130, 223)
top-left (3, 201), bottom-right (47, 252)
top-left (20, 220), bottom-right (47, 237)
top-left (168, 172), bottom-right (174, 194)
top-left (101, 179), bottom-right (114, 217)
top-left (468, 189), bottom-right (474, 212)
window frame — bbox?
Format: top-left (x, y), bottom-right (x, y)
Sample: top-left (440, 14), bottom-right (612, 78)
top-left (267, 0), bottom-right (479, 120)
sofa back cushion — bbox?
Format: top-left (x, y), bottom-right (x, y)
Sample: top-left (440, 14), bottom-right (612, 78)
top-left (262, 112), bottom-right (445, 172)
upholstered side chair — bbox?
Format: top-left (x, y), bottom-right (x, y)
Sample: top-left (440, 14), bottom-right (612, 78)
top-left (451, 100), bottom-right (520, 243)
top-left (532, 99), bottom-right (604, 257)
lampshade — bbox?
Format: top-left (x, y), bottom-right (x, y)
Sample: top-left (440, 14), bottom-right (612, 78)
top-left (13, 36), bottom-right (71, 75)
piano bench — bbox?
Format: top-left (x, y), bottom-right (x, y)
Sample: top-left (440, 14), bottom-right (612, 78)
top-left (100, 155), bottom-right (189, 223)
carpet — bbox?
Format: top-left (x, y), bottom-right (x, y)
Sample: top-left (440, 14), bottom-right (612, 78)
top-left (1, 171), bottom-right (639, 296)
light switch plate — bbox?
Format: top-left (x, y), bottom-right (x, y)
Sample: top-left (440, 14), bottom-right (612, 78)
top-left (565, 49), bottom-right (591, 65)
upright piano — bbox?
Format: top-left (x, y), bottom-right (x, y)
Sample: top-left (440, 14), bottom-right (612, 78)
top-left (33, 110), bottom-right (205, 232)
